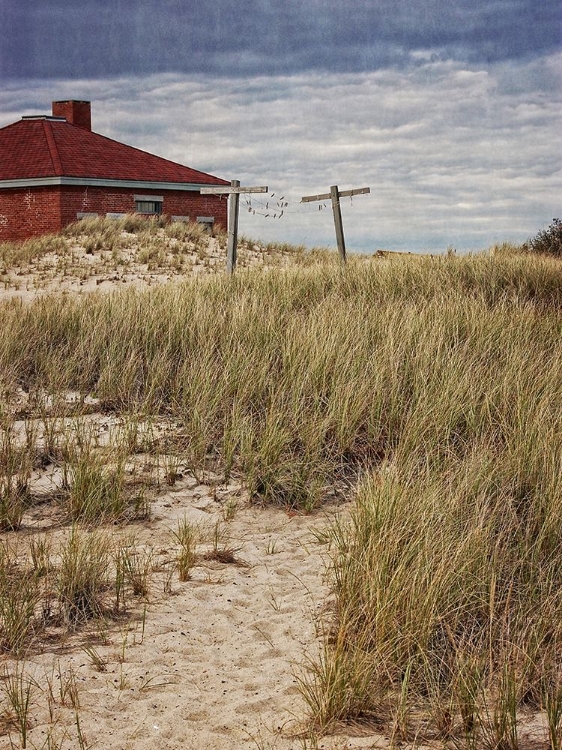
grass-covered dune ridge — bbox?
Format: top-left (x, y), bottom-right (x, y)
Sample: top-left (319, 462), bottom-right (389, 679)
top-left (2, 250), bottom-right (562, 742)
top-left (2, 253), bottom-right (562, 508)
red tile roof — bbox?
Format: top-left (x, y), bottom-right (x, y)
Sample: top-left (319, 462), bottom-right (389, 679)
top-left (0, 117), bottom-right (229, 185)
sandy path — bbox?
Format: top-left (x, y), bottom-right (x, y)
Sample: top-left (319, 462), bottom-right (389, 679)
top-left (0, 477), bottom-right (381, 749)
top-left (88, 490), bottom-right (328, 750)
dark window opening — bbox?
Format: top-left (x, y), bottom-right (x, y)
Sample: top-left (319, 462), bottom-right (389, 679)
top-left (135, 200), bottom-right (162, 215)
top-left (197, 216), bottom-right (215, 233)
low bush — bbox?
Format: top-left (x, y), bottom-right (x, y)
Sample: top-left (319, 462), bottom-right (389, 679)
top-left (525, 218), bottom-right (562, 257)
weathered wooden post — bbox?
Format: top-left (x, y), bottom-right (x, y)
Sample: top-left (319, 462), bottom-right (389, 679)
top-left (227, 179), bottom-right (240, 274)
top-left (200, 180), bottom-right (268, 274)
top-left (301, 185), bottom-right (370, 262)
top-left (330, 185), bottom-right (346, 261)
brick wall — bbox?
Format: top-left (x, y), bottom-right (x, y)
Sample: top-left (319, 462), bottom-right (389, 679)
top-left (0, 186), bottom-right (228, 242)
top-left (60, 186), bottom-right (137, 226)
top-left (61, 186), bottom-right (228, 229)
top-left (0, 187), bottom-right (62, 241)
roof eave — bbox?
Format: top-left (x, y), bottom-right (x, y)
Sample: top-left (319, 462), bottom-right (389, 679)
top-left (0, 176), bottom-right (228, 191)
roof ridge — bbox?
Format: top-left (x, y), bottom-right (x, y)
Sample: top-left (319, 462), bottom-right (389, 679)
top-left (42, 120), bottom-right (62, 174)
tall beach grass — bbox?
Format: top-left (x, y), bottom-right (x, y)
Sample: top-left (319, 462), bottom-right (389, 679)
top-left (2, 249), bottom-right (562, 741)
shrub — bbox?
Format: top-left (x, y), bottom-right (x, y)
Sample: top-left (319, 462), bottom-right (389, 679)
top-left (526, 218), bottom-right (562, 257)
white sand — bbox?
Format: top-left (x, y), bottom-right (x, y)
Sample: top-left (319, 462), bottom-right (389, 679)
top-left (0, 472), bottom-right (389, 749)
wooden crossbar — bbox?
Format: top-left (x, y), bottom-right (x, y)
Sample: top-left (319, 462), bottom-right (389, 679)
top-left (301, 186), bottom-right (370, 203)
top-left (200, 185), bottom-right (268, 195)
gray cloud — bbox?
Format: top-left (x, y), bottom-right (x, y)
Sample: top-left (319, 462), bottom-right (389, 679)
top-left (1, 0), bottom-right (560, 80)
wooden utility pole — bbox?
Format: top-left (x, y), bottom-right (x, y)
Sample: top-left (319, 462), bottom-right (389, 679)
top-left (200, 180), bottom-right (268, 273)
top-left (301, 185), bottom-right (370, 262)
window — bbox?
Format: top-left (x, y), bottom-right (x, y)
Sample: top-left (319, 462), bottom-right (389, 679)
top-left (135, 200), bottom-right (162, 215)
top-left (134, 194), bottom-right (163, 215)
top-left (197, 216), bottom-right (215, 233)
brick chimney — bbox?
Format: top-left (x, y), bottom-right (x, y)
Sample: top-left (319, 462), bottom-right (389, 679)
top-left (52, 100), bottom-right (91, 130)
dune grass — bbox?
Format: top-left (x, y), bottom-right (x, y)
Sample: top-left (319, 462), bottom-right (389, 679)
top-left (0, 215), bottom-right (328, 296)
top-left (2, 247), bottom-right (562, 742)
top-left (2, 252), bottom-right (562, 510)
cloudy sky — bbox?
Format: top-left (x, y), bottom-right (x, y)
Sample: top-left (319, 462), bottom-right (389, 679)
top-left (1, 0), bottom-right (560, 253)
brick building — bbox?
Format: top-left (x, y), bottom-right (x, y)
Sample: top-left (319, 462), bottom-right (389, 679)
top-left (0, 100), bottom-right (229, 241)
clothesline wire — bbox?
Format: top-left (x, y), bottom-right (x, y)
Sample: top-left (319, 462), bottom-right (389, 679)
top-left (240, 191), bottom-right (358, 219)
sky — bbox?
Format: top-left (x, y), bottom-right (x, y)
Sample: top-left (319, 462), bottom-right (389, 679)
top-left (0, 0), bottom-right (560, 253)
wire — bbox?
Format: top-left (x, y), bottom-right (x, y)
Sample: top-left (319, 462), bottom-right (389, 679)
top-left (241, 192), bottom-right (332, 219)
top-left (239, 189), bottom-right (364, 220)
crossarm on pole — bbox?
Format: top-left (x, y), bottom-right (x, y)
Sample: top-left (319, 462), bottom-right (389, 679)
top-left (200, 186), bottom-right (268, 195)
top-left (301, 186), bottom-right (370, 203)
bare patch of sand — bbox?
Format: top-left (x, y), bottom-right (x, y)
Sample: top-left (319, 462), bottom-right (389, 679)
top-left (0, 466), bottom-right (387, 749)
